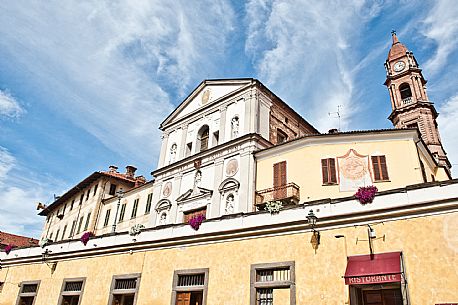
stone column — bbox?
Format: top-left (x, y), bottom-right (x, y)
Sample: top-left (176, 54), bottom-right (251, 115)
top-left (179, 124), bottom-right (188, 159)
top-left (158, 133), bottom-right (169, 168)
top-left (211, 159), bottom-right (224, 218)
top-left (219, 105), bottom-right (227, 143)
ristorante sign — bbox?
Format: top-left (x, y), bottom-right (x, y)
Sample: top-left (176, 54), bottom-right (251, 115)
top-left (345, 273), bottom-right (401, 285)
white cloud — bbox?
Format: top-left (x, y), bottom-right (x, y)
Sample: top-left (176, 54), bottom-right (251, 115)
top-left (0, 147), bottom-right (50, 237)
top-left (244, 0), bottom-right (383, 132)
top-left (0, 1), bottom-right (235, 165)
top-left (438, 94), bottom-right (458, 177)
top-left (0, 90), bottom-right (25, 119)
top-left (422, 0), bottom-right (458, 74)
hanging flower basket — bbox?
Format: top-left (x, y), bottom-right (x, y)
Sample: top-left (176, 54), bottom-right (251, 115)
top-left (80, 232), bottom-right (94, 246)
top-left (129, 224), bottom-right (145, 236)
top-left (354, 186), bottom-right (378, 204)
top-left (189, 214), bottom-right (206, 231)
top-left (39, 238), bottom-right (51, 248)
top-left (265, 200), bottom-right (283, 214)
top-left (4, 244), bottom-right (14, 254)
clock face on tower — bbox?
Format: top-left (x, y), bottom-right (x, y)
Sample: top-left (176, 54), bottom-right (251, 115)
top-left (393, 61), bottom-right (406, 72)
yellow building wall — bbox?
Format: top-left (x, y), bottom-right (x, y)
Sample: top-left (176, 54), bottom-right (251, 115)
top-left (1, 212), bottom-right (457, 305)
top-left (256, 139), bottom-right (436, 202)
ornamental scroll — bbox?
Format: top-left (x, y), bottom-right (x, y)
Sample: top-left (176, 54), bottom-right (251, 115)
top-left (337, 149), bottom-right (372, 192)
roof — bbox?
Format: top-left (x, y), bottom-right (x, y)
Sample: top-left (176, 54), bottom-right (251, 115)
top-left (38, 170), bottom-right (138, 216)
top-left (387, 32), bottom-right (408, 61)
top-left (0, 231), bottom-right (38, 248)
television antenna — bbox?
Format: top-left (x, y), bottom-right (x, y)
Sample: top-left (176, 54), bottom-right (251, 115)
top-left (328, 105), bottom-right (343, 131)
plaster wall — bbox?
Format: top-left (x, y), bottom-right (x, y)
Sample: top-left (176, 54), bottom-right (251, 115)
top-left (256, 138), bottom-right (439, 202)
top-left (1, 212), bottom-right (456, 305)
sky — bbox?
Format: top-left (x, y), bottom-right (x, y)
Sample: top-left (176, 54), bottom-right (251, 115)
top-left (0, 0), bottom-right (457, 238)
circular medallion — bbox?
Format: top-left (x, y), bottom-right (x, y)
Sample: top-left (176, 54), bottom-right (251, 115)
top-left (225, 159), bottom-right (239, 177)
top-left (162, 181), bottom-right (172, 198)
top-left (201, 89), bottom-right (211, 105)
top-left (340, 156), bottom-right (367, 180)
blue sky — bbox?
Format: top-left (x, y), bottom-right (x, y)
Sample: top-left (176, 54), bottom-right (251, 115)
top-left (1, 0), bottom-right (457, 238)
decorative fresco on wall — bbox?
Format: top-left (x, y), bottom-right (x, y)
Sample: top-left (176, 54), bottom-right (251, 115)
top-left (337, 149), bottom-right (372, 192)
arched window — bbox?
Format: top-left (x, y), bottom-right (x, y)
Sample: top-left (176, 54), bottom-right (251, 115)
top-left (399, 83), bottom-right (412, 100)
top-left (197, 125), bottom-right (209, 152)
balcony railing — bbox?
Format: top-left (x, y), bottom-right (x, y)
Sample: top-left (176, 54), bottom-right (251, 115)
top-left (255, 182), bottom-right (300, 207)
top-left (402, 97), bottom-right (413, 105)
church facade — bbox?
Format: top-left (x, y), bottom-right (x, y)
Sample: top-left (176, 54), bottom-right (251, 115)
top-left (0, 34), bottom-right (456, 305)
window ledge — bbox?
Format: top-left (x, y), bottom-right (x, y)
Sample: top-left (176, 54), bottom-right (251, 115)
top-left (374, 180), bottom-right (391, 183)
top-left (322, 183), bottom-right (338, 186)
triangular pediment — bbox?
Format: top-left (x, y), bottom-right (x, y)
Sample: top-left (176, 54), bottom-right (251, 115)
top-left (160, 79), bottom-right (254, 129)
top-left (176, 187), bottom-right (213, 203)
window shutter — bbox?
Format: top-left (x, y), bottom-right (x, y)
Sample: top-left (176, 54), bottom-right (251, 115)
top-left (329, 158), bottom-right (337, 183)
top-left (280, 161), bottom-right (287, 186)
top-left (321, 159), bottom-right (329, 184)
top-left (273, 162), bottom-right (280, 187)
top-left (379, 155), bottom-right (389, 180)
top-left (322, 158), bottom-right (337, 184)
top-left (372, 155), bottom-right (389, 181)
top-left (372, 156), bottom-right (381, 181)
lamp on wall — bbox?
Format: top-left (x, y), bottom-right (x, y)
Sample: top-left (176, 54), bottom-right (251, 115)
top-left (41, 249), bottom-right (57, 274)
top-left (306, 210), bottom-right (320, 252)
top-left (111, 188), bottom-right (124, 234)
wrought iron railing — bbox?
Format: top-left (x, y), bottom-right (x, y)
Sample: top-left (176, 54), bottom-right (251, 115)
top-left (255, 182), bottom-right (300, 206)
top-left (402, 97), bottom-right (413, 105)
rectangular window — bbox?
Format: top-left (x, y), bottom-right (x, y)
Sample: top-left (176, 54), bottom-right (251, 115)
top-left (104, 209), bottom-right (111, 227)
top-left (276, 129), bottom-right (288, 144)
top-left (77, 216), bottom-right (84, 234)
top-left (55, 229), bottom-right (60, 242)
top-left (172, 269), bottom-right (209, 305)
top-left (85, 189), bottom-right (90, 200)
top-left (119, 203), bottom-right (127, 222)
top-left (63, 203), bottom-right (67, 215)
top-left (16, 281), bottom-right (40, 305)
top-left (183, 207), bottom-right (207, 224)
top-left (83, 212), bottom-right (91, 231)
top-left (109, 184), bottom-right (117, 196)
top-left (108, 274), bottom-right (141, 305)
top-left (49, 232), bottom-right (53, 240)
top-left (372, 155), bottom-right (389, 181)
top-left (321, 158), bottom-right (337, 185)
top-left (70, 199), bottom-right (75, 211)
top-left (61, 225), bottom-right (67, 241)
top-left (93, 184), bottom-right (98, 196)
top-left (131, 199), bottom-right (139, 219)
top-left (250, 261), bottom-right (295, 305)
top-left (58, 278), bottom-right (86, 305)
top-left (145, 193), bottom-right (153, 214)
top-left (70, 219), bottom-right (77, 237)
top-left (79, 194), bottom-right (84, 205)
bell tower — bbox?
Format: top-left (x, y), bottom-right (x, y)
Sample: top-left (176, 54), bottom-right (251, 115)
top-left (384, 31), bottom-right (451, 174)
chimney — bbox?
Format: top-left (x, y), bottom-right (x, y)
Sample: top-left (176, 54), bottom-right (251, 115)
top-left (125, 165), bottom-right (137, 179)
top-left (109, 165), bottom-right (118, 173)
top-left (328, 128), bottom-right (339, 134)
top-left (134, 176), bottom-right (146, 187)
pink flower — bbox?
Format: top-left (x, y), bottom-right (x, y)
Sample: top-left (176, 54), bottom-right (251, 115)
top-left (189, 215), bottom-right (206, 231)
top-left (354, 186), bottom-right (378, 205)
top-left (4, 244), bottom-right (14, 254)
top-left (80, 232), bottom-right (94, 246)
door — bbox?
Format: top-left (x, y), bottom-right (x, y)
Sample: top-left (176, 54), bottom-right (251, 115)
top-left (176, 292), bottom-right (191, 305)
top-left (363, 289), bottom-right (402, 305)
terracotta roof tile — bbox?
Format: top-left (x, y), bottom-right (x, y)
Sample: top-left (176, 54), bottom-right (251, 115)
top-left (0, 231), bottom-right (38, 248)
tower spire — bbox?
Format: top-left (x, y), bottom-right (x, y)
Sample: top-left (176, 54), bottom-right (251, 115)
top-left (383, 33), bottom-right (451, 176)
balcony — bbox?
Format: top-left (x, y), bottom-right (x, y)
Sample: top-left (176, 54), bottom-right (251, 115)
top-left (255, 182), bottom-right (300, 209)
top-left (402, 97), bottom-right (413, 105)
